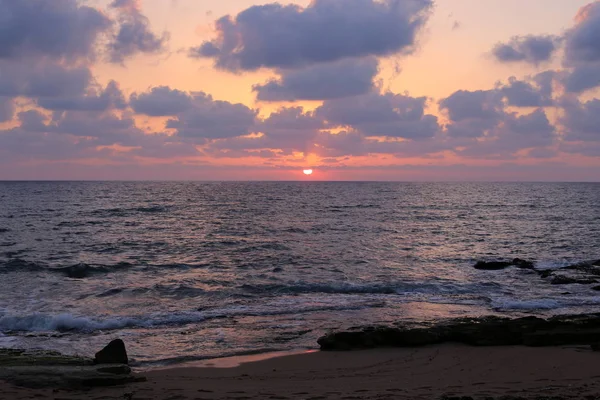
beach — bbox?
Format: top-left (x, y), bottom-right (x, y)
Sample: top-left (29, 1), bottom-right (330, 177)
top-left (2, 344), bottom-right (600, 400)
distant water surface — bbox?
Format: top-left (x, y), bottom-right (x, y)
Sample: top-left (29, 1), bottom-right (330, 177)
top-left (0, 182), bottom-right (598, 366)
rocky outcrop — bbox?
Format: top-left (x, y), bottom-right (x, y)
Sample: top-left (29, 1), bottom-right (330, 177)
top-left (473, 259), bottom-right (534, 271)
top-left (474, 259), bottom-right (600, 289)
top-left (0, 342), bottom-right (142, 389)
top-left (94, 339), bottom-right (128, 365)
top-left (318, 314), bottom-right (600, 351)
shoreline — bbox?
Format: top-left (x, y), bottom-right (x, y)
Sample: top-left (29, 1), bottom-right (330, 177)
top-left (4, 313), bottom-right (600, 399)
top-left (145, 348), bottom-right (318, 371)
top-left (3, 344), bottom-right (600, 399)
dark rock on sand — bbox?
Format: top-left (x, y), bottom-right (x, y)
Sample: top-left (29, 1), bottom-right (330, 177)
top-left (550, 275), bottom-right (598, 285)
top-left (0, 348), bottom-right (142, 389)
top-left (94, 339), bottom-right (128, 365)
top-left (318, 313), bottom-right (600, 351)
top-left (592, 286), bottom-right (600, 291)
top-left (473, 259), bottom-right (534, 271)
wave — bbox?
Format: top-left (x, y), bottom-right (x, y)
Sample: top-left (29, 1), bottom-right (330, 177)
top-left (491, 296), bottom-right (600, 311)
top-left (491, 299), bottom-right (561, 311)
top-left (0, 302), bottom-right (383, 333)
top-left (89, 205), bottom-right (169, 217)
top-left (54, 262), bottom-right (134, 278)
top-left (0, 259), bottom-right (46, 272)
top-left (238, 281), bottom-right (501, 296)
top-left (0, 259), bottom-right (133, 278)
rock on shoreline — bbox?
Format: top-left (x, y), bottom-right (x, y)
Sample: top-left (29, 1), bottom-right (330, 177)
top-left (318, 313), bottom-right (600, 350)
top-left (473, 258), bottom-right (600, 288)
top-left (0, 340), bottom-right (144, 389)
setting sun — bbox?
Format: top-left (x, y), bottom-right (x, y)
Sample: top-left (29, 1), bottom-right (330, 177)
top-left (303, 169), bottom-right (314, 176)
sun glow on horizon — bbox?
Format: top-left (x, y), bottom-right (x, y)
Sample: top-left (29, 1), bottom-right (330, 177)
top-left (303, 169), bottom-right (314, 176)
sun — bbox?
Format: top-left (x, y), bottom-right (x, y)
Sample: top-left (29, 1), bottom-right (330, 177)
top-left (303, 169), bottom-right (313, 176)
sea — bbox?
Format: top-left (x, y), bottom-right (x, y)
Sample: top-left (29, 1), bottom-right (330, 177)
top-left (0, 181), bottom-right (599, 367)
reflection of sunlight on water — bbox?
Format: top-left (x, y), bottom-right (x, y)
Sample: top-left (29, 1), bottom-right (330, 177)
top-left (398, 301), bottom-right (493, 323)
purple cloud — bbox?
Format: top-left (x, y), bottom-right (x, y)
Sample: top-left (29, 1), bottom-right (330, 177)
top-left (166, 92), bottom-right (257, 140)
top-left (253, 58), bottom-right (379, 101)
top-left (316, 92), bottom-right (439, 139)
top-left (37, 81), bottom-right (127, 112)
top-left (0, 0), bottom-right (111, 61)
top-left (130, 86), bottom-right (193, 116)
top-left (190, 0), bottom-right (433, 71)
top-left (108, 0), bottom-right (169, 64)
top-left (497, 76), bottom-right (553, 107)
top-left (0, 97), bottom-right (14, 122)
top-left (439, 90), bottom-right (502, 122)
top-left (492, 35), bottom-right (560, 65)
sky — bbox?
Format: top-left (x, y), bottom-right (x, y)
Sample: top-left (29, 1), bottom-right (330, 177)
top-left (1, 0), bottom-right (600, 181)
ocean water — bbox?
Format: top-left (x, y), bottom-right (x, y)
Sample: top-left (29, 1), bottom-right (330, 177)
top-left (0, 181), bottom-right (599, 366)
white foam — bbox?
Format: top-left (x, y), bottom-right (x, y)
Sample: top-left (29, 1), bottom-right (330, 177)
top-left (491, 299), bottom-right (561, 311)
top-left (0, 312), bottom-right (206, 332)
top-left (0, 300), bottom-right (383, 333)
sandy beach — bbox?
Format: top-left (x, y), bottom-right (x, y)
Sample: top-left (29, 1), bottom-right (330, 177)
top-left (2, 344), bottom-right (600, 400)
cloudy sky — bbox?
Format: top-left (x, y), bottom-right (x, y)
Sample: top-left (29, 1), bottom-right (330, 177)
top-left (1, 0), bottom-right (600, 180)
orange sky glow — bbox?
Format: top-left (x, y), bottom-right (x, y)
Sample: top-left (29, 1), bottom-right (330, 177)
top-left (1, 0), bottom-right (599, 180)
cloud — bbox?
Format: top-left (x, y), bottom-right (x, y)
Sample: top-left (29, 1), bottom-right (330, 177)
top-left (36, 81), bottom-right (127, 112)
top-left (565, 2), bottom-right (600, 64)
top-left (130, 86), bottom-right (193, 116)
top-left (497, 75), bottom-right (553, 107)
top-left (0, 0), bottom-right (111, 61)
top-left (441, 88), bottom-right (556, 156)
top-left (316, 92), bottom-right (439, 139)
top-left (253, 58), bottom-right (379, 101)
top-left (166, 92), bottom-right (257, 140)
top-left (559, 2), bottom-right (600, 93)
top-left (560, 98), bottom-right (600, 142)
top-left (439, 90), bottom-right (502, 122)
top-left (0, 61), bottom-right (92, 98)
top-left (454, 109), bottom-right (556, 158)
top-left (190, 0), bottom-right (433, 71)
top-left (563, 64), bottom-right (600, 93)
top-left (0, 97), bottom-right (14, 122)
top-left (108, 0), bottom-right (170, 64)
top-left (492, 35), bottom-right (560, 65)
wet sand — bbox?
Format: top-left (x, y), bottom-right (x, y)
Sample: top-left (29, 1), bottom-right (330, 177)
top-left (2, 344), bottom-right (600, 399)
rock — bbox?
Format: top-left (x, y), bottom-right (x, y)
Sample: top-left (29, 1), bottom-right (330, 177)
top-left (473, 259), bottom-right (534, 271)
top-left (538, 270), bottom-right (554, 278)
top-left (0, 349), bottom-right (92, 367)
top-left (550, 275), bottom-right (598, 285)
top-left (564, 261), bottom-right (600, 276)
top-left (593, 286), bottom-right (600, 291)
top-left (318, 313), bottom-right (600, 351)
top-left (94, 339), bottom-right (128, 365)
top-left (473, 261), bottom-right (512, 270)
top-left (0, 349), bottom-right (141, 389)
top-left (60, 263), bottom-right (94, 279)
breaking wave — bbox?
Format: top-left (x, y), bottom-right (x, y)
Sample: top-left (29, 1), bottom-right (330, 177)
top-left (0, 301), bottom-right (384, 333)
